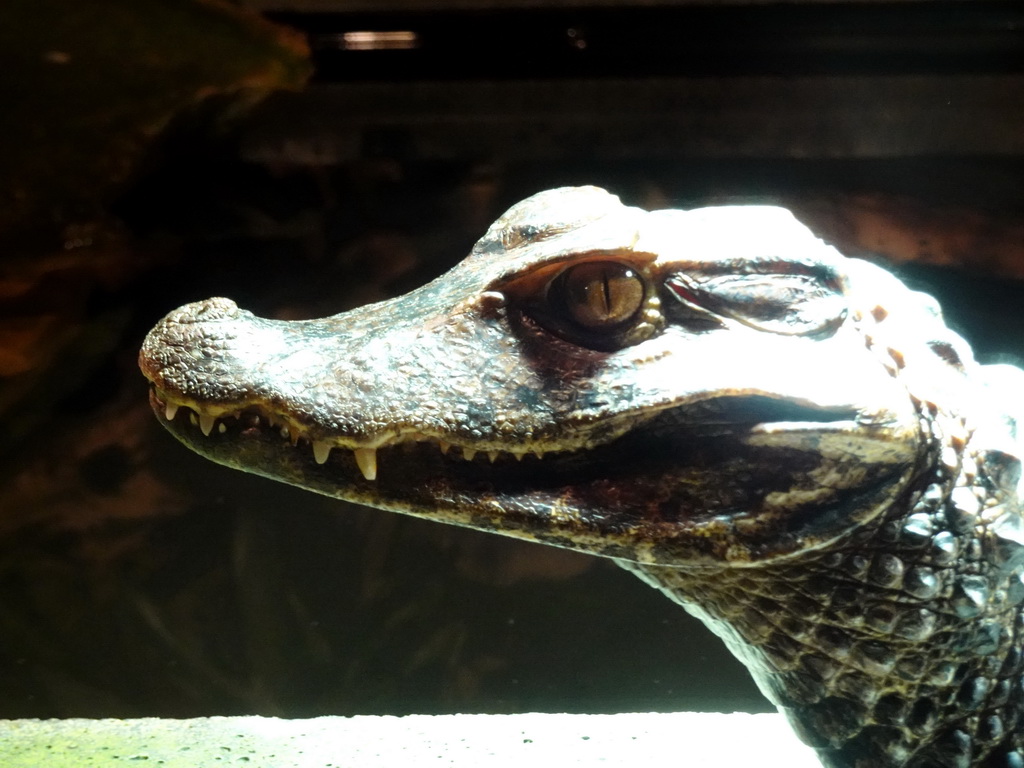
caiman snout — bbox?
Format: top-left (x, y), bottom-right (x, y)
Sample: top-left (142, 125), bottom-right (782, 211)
top-left (139, 297), bottom-right (270, 406)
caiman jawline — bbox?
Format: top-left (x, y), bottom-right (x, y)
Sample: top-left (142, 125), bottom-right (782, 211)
top-left (152, 389), bottom-right (584, 482)
top-left (149, 386), bottom-right (861, 483)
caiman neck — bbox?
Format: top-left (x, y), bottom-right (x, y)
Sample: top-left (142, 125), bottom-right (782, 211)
top-left (623, 423), bottom-right (1024, 768)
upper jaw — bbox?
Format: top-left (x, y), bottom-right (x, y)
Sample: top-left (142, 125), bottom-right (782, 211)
top-left (139, 289), bottom-right (922, 495)
top-left (139, 291), bottom-right (915, 450)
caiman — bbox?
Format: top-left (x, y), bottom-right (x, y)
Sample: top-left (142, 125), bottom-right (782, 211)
top-left (139, 186), bottom-right (1024, 768)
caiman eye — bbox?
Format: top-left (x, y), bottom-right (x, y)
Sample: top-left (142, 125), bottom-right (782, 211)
top-left (558, 261), bottom-right (645, 329)
top-left (507, 258), bottom-right (657, 350)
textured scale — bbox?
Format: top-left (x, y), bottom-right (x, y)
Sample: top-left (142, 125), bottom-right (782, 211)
top-left (624, 443), bottom-right (1024, 767)
top-left (139, 187), bottom-right (1024, 767)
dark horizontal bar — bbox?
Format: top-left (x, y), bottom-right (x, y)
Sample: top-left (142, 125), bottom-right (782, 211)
top-left (266, 2), bottom-right (1024, 81)
top-left (239, 75), bottom-right (1024, 161)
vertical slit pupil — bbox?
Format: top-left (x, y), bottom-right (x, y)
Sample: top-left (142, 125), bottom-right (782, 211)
top-left (561, 261), bottom-right (644, 329)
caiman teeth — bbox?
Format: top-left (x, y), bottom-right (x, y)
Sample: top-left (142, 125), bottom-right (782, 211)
top-left (313, 440), bottom-right (332, 465)
top-left (312, 442), bottom-right (377, 481)
top-left (154, 391), bottom-right (572, 481)
top-left (199, 413), bottom-right (216, 437)
top-left (354, 447), bottom-right (377, 481)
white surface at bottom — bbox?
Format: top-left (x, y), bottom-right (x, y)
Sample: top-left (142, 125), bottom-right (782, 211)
top-left (1, 711), bottom-right (822, 767)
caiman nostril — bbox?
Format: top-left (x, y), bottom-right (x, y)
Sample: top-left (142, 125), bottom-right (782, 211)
top-left (164, 297), bottom-right (240, 326)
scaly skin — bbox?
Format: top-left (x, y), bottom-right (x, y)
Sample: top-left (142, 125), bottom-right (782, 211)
top-left (140, 187), bottom-right (1024, 767)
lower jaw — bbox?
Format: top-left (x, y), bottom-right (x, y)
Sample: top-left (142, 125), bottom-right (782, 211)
top-left (153, 393), bottom-right (911, 566)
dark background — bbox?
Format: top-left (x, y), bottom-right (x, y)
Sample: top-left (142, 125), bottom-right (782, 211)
top-left (0, 0), bottom-right (1022, 719)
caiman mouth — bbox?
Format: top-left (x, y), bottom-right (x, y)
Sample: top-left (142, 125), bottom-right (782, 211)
top-left (149, 385), bottom-right (860, 484)
top-left (146, 382), bottom-right (917, 564)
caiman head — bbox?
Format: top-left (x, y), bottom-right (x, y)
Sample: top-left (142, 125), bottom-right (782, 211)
top-left (142, 187), bottom-right (1024, 767)
top-left (140, 186), bottom-right (967, 566)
